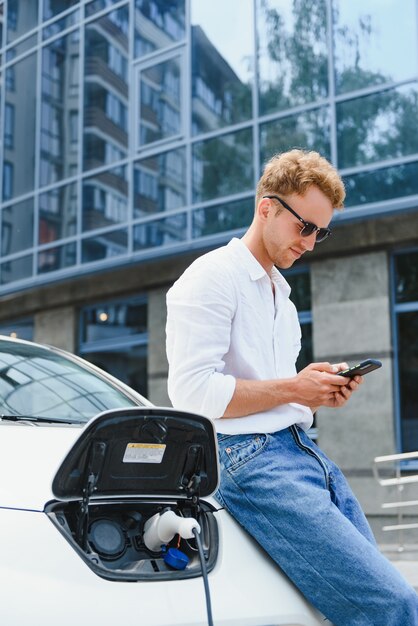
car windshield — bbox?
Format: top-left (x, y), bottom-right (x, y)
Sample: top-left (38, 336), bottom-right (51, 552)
top-left (0, 340), bottom-right (141, 424)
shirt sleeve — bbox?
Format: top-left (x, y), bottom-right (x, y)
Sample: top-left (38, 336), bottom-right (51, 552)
top-left (166, 261), bottom-right (237, 420)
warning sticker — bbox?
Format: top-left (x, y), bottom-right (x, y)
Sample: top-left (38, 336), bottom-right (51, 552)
top-left (123, 443), bottom-right (166, 464)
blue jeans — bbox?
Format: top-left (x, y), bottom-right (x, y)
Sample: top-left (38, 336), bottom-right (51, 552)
top-left (216, 426), bottom-right (418, 626)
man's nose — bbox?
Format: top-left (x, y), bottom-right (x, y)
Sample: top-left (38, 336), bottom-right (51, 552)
top-left (301, 232), bottom-right (316, 251)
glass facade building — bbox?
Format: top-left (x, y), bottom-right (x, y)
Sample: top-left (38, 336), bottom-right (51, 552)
top-left (1, 0), bottom-right (418, 289)
top-left (0, 1), bottom-right (418, 519)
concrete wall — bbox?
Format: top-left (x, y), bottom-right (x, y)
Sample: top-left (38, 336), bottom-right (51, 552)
top-left (148, 286), bottom-right (171, 407)
top-left (34, 306), bottom-right (77, 352)
top-left (311, 251), bottom-right (400, 537)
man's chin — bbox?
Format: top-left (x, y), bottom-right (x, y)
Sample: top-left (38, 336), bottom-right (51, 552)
top-left (275, 257), bottom-right (296, 269)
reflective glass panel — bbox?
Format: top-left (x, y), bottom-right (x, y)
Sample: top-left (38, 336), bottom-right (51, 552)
top-left (395, 252), bottom-right (418, 304)
top-left (6, 33), bottom-right (37, 60)
top-left (81, 299), bottom-right (147, 343)
top-left (83, 133), bottom-right (127, 172)
top-left (337, 84), bottom-right (418, 169)
top-left (42, 9), bottom-right (80, 39)
top-left (333, 0), bottom-right (418, 95)
top-left (82, 165), bottom-right (128, 231)
top-left (4, 103), bottom-right (14, 150)
top-left (133, 147), bottom-right (186, 218)
top-left (397, 311), bottom-right (418, 452)
top-left (139, 56), bottom-right (182, 146)
top-left (82, 344), bottom-right (148, 397)
top-left (5, 52), bottom-right (16, 92)
top-left (0, 319), bottom-right (33, 341)
top-left (192, 198), bottom-right (253, 238)
top-left (43, 0), bottom-right (80, 20)
top-left (257, 0), bottom-right (328, 116)
top-left (86, 0), bottom-right (127, 17)
top-left (39, 183), bottom-right (77, 244)
top-left (38, 242), bottom-right (77, 274)
top-left (133, 213), bottom-right (187, 250)
top-left (3, 54), bottom-right (37, 199)
top-left (191, 0), bottom-right (253, 134)
top-left (6, 0), bottom-right (39, 44)
top-left (134, 0), bottom-right (185, 58)
top-left (3, 162), bottom-right (14, 201)
top-left (82, 229), bottom-right (128, 263)
top-left (40, 32), bottom-right (80, 187)
top-left (0, 4), bottom-right (4, 47)
top-left (83, 6), bottom-right (129, 171)
top-left (192, 128), bottom-right (253, 203)
top-left (0, 254), bottom-right (32, 284)
top-left (1, 198), bottom-right (34, 255)
top-left (344, 161), bottom-right (418, 207)
top-left (260, 107), bottom-right (331, 168)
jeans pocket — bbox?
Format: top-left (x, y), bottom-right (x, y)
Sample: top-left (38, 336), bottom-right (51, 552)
top-left (220, 434), bottom-right (269, 473)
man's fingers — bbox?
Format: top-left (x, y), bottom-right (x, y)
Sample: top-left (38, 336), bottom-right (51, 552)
top-left (345, 375), bottom-right (363, 391)
top-left (306, 362), bottom-right (333, 372)
top-left (323, 372), bottom-right (352, 386)
top-left (332, 362), bottom-right (349, 372)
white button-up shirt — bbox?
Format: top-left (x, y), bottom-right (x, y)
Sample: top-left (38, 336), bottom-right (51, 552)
top-left (166, 237), bottom-right (313, 434)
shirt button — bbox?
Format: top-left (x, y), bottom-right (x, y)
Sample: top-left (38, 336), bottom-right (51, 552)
top-left (226, 447), bottom-right (232, 453)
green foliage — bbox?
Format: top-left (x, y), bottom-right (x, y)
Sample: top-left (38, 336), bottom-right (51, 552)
top-left (195, 129), bottom-right (253, 203)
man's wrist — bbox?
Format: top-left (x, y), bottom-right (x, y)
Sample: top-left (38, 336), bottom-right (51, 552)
top-left (274, 376), bottom-right (298, 405)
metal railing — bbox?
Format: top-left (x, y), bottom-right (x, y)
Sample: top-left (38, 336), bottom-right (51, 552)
top-left (373, 451), bottom-right (418, 551)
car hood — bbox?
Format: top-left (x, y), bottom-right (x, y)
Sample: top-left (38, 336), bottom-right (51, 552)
top-left (0, 423), bottom-right (83, 511)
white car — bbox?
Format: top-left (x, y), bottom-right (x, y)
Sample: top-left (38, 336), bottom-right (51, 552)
top-left (0, 335), bottom-right (325, 626)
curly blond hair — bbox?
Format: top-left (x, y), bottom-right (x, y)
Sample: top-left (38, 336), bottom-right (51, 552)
top-left (256, 149), bottom-right (345, 210)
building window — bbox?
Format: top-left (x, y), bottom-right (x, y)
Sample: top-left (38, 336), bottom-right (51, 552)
top-left (192, 197), bottom-right (253, 238)
top-left (82, 165), bottom-right (128, 231)
top-left (0, 318), bottom-right (33, 340)
top-left (256, 0), bottom-right (328, 116)
top-left (192, 128), bottom-right (253, 203)
top-left (134, 0), bottom-right (185, 59)
top-left (191, 0), bottom-right (253, 134)
top-left (1, 198), bottom-right (34, 255)
top-left (5, 65), bottom-right (15, 92)
top-left (4, 104), bottom-right (15, 150)
top-left (7, 1), bottom-right (18, 32)
top-left (3, 162), bottom-right (14, 201)
top-left (4, 52), bottom-right (37, 198)
top-left (133, 147), bottom-right (186, 217)
top-left (393, 250), bottom-right (418, 453)
top-left (79, 296), bottom-right (148, 397)
top-left (137, 55), bottom-right (183, 147)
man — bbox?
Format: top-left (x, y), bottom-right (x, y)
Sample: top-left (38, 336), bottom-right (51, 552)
top-left (165, 150), bottom-right (418, 625)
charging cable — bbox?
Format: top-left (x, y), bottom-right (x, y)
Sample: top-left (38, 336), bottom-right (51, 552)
top-left (143, 511), bottom-right (214, 625)
top-left (193, 526), bottom-right (214, 626)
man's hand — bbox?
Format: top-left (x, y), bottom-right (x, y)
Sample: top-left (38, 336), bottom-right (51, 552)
top-left (222, 362), bottom-right (363, 419)
top-left (294, 362), bottom-right (363, 409)
top-left (326, 363), bottom-right (363, 408)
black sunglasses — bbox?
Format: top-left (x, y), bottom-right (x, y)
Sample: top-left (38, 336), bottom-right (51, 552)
top-left (262, 195), bottom-right (332, 243)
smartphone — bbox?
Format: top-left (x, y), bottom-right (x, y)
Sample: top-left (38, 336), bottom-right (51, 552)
top-left (337, 358), bottom-right (382, 377)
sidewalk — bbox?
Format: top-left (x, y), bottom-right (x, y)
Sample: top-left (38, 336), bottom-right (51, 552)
top-left (380, 544), bottom-right (418, 590)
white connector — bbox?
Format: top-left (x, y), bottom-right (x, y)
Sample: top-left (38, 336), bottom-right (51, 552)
top-left (143, 510), bottom-right (201, 552)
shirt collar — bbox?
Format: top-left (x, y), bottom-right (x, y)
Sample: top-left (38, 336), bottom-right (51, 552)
top-left (228, 238), bottom-right (291, 298)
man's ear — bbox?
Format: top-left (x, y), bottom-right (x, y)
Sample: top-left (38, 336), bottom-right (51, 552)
top-left (257, 197), bottom-right (271, 222)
